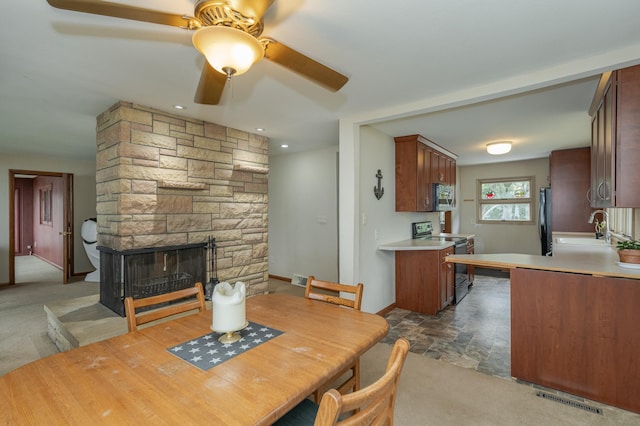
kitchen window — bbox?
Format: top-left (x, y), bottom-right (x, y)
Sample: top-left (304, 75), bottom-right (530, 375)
top-left (609, 207), bottom-right (634, 239)
top-left (477, 177), bottom-right (534, 224)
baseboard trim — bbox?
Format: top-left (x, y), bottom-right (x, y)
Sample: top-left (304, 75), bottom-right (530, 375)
top-left (377, 303), bottom-right (396, 317)
top-left (269, 274), bottom-right (291, 283)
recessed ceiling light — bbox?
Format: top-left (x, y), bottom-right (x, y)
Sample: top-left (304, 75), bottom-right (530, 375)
top-left (255, 127), bottom-right (265, 132)
top-left (281, 144), bottom-right (289, 148)
top-left (173, 105), bottom-right (186, 110)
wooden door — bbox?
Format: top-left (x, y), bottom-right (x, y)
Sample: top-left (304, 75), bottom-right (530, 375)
top-left (8, 169), bottom-right (74, 285)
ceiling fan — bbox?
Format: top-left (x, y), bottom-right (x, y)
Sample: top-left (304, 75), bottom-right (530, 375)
top-left (46, 0), bottom-right (349, 105)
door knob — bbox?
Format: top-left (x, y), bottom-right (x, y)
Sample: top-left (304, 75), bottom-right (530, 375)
top-left (59, 231), bottom-right (72, 236)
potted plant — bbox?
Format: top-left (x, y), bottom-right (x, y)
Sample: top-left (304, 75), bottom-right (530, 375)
top-left (616, 240), bottom-right (640, 264)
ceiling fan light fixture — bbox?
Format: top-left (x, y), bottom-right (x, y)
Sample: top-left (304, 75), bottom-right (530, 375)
top-left (192, 26), bottom-right (264, 76)
top-left (486, 141), bottom-right (512, 155)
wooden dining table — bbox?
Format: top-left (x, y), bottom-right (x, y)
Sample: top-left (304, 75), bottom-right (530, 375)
top-left (0, 293), bottom-right (389, 425)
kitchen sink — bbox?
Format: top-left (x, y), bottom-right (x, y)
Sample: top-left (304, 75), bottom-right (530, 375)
top-left (555, 237), bottom-right (609, 246)
top-left (553, 235), bottom-right (614, 255)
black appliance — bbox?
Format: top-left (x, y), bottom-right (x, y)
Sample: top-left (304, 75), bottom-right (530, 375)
top-left (411, 221), bottom-right (470, 304)
top-left (539, 187), bottom-right (552, 256)
top-left (433, 183), bottom-right (454, 211)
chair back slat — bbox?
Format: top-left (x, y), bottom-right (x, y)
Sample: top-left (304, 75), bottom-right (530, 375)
top-left (314, 338), bottom-right (410, 426)
top-left (124, 282), bottom-right (206, 332)
top-left (305, 276), bottom-right (364, 311)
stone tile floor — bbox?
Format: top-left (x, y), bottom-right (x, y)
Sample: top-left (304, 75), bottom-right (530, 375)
top-left (381, 273), bottom-right (512, 379)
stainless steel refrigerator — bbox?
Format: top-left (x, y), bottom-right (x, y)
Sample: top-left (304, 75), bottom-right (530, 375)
top-left (539, 187), bottom-right (552, 256)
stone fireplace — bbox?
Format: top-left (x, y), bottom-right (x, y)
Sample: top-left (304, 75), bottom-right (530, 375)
top-left (95, 101), bottom-right (269, 314)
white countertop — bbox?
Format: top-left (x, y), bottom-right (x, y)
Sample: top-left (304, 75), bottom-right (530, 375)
top-left (446, 247), bottom-right (640, 279)
top-left (378, 239), bottom-right (455, 251)
top-left (378, 233), bottom-right (475, 251)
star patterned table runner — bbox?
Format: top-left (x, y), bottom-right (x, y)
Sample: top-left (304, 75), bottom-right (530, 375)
top-left (167, 321), bottom-right (283, 371)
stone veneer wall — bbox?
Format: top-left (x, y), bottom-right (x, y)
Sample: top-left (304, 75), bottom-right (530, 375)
top-left (95, 101), bottom-right (269, 295)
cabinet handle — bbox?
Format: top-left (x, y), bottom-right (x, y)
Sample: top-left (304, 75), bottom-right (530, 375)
top-left (597, 182), bottom-right (605, 200)
top-left (163, 253), bottom-right (168, 272)
top-left (586, 188), bottom-right (592, 203)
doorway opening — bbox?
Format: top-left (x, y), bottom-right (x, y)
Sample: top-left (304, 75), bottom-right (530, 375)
top-left (9, 170), bottom-right (74, 285)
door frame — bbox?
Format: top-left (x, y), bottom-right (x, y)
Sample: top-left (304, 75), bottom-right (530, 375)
top-left (9, 170), bottom-right (74, 284)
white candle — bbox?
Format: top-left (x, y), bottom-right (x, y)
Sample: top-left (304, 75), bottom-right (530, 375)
top-left (211, 281), bottom-right (246, 333)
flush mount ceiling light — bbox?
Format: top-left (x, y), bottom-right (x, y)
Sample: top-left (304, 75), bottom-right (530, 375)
top-left (487, 141), bottom-right (512, 155)
top-left (192, 26), bottom-right (264, 77)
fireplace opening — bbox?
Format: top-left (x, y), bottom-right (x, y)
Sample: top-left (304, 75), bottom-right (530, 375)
top-left (98, 242), bottom-right (207, 316)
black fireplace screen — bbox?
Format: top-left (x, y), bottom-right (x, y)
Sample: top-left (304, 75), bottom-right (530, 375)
top-left (98, 243), bottom-right (206, 316)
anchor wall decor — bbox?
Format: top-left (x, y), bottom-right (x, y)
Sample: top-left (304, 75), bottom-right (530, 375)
top-left (374, 169), bottom-right (384, 200)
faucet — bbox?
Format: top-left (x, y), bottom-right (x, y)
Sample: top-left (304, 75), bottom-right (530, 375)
top-left (588, 210), bottom-right (610, 243)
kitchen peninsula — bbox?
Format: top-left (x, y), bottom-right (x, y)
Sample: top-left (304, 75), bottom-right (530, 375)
top-left (446, 246), bottom-right (640, 415)
top-left (379, 230), bottom-right (474, 315)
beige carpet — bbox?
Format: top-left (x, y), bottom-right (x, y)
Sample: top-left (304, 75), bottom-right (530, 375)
top-left (362, 343), bottom-right (640, 425)
top-left (2, 259), bottom-right (640, 424)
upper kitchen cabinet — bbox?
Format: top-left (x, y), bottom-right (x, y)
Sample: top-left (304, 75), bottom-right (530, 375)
top-left (589, 64), bottom-right (640, 208)
top-left (550, 147), bottom-right (594, 232)
top-left (394, 134), bottom-right (458, 212)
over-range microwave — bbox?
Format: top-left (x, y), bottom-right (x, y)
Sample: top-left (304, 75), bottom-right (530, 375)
top-left (433, 183), bottom-right (454, 211)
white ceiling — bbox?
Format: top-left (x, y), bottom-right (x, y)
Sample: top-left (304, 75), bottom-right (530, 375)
top-left (2, 1), bottom-right (640, 165)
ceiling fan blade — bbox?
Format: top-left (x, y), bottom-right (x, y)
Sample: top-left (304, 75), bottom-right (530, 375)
top-left (194, 63), bottom-right (227, 105)
top-left (262, 39), bottom-right (348, 92)
top-left (47, 0), bottom-right (190, 28)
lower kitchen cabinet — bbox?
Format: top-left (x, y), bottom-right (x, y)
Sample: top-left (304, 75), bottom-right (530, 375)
top-left (511, 268), bottom-right (640, 414)
top-left (395, 246), bottom-right (454, 315)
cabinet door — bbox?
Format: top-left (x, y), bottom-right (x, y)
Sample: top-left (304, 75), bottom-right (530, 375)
top-left (431, 151), bottom-right (440, 183)
top-left (417, 144), bottom-right (431, 211)
top-left (615, 65), bottom-right (640, 206)
top-left (395, 139), bottom-right (418, 211)
top-left (439, 247), bottom-right (454, 308)
top-left (550, 148), bottom-right (593, 232)
top-left (439, 155), bottom-right (447, 183)
top-left (591, 74), bottom-right (614, 208)
top-left (602, 80), bottom-right (615, 206)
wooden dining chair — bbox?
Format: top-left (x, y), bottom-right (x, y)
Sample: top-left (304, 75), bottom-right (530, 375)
top-left (274, 338), bottom-right (410, 426)
top-left (124, 282), bottom-right (206, 332)
top-left (305, 276), bottom-right (364, 402)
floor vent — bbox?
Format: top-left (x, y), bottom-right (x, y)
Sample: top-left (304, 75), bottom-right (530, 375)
top-left (291, 274), bottom-right (308, 287)
top-left (535, 391), bottom-right (603, 415)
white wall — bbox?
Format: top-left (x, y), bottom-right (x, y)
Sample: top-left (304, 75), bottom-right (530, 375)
top-left (268, 146), bottom-right (339, 282)
top-left (459, 158), bottom-right (550, 254)
top-left (357, 126), bottom-right (441, 313)
top-left (0, 154), bottom-right (96, 284)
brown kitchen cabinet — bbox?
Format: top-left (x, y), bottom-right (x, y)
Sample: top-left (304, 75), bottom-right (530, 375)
top-left (394, 135), bottom-right (432, 211)
top-left (395, 246), bottom-right (454, 316)
top-left (590, 64), bottom-right (640, 207)
top-left (394, 134), bottom-right (457, 212)
top-left (511, 268), bottom-right (640, 414)
top-left (440, 246), bottom-right (454, 308)
top-left (549, 147), bottom-right (594, 232)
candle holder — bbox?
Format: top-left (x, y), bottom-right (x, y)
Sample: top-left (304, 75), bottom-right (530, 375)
top-left (216, 321), bottom-right (249, 344)
top-left (211, 281), bottom-right (247, 344)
